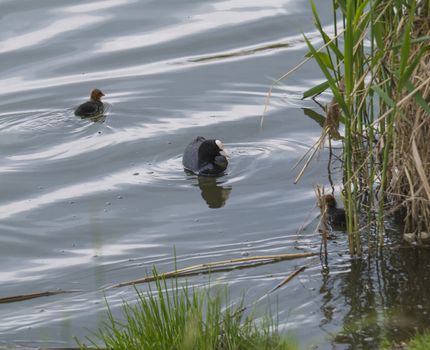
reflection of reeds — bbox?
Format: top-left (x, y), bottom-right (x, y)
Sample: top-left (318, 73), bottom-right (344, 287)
top-left (289, 0), bottom-right (430, 254)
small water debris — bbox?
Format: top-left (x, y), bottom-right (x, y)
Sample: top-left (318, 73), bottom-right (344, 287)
top-left (69, 201), bottom-right (75, 204)
top-left (106, 202), bottom-right (111, 206)
top-left (241, 251), bottom-right (249, 257)
top-left (147, 171), bottom-right (154, 174)
top-left (133, 172), bottom-right (140, 176)
top-left (117, 195), bottom-right (123, 199)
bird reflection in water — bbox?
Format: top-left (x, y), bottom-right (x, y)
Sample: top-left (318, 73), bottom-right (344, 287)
top-left (80, 114), bottom-right (107, 123)
top-left (195, 177), bottom-right (232, 209)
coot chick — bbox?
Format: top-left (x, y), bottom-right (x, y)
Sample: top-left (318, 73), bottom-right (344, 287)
top-left (74, 88), bottom-right (105, 117)
top-left (323, 194), bottom-right (346, 229)
top-left (183, 136), bottom-right (228, 176)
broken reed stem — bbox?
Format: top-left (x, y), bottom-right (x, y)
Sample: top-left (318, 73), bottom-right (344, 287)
top-left (266, 265), bottom-right (307, 295)
top-left (231, 265), bottom-right (308, 320)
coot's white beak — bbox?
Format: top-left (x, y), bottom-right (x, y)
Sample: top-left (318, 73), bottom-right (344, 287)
top-left (215, 139), bottom-right (229, 158)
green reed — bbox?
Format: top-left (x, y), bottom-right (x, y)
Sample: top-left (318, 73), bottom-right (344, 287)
top-left (303, 0), bottom-right (429, 255)
top-left (77, 271), bottom-right (296, 350)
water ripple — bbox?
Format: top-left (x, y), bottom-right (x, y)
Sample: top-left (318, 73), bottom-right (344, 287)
top-left (0, 0), bottom-right (343, 347)
top-left (96, 2), bottom-right (290, 53)
top-left (0, 16), bottom-right (104, 54)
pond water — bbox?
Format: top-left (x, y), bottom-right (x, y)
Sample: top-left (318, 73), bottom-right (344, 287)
top-left (1, 1), bottom-right (430, 349)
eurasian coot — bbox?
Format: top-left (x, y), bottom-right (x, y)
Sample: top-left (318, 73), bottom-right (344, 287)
top-left (182, 136), bottom-right (228, 176)
top-left (74, 88), bottom-right (105, 117)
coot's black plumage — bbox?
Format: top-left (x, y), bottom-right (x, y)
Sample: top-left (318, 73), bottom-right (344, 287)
top-left (182, 136), bottom-right (228, 176)
top-left (323, 194), bottom-right (346, 229)
top-left (74, 88), bottom-right (105, 117)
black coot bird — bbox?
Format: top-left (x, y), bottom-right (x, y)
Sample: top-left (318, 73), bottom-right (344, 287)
top-left (74, 88), bottom-right (105, 117)
top-left (323, 194), bottom-right (346, 229)
top-left (182, 136), bottom-right (228, 176)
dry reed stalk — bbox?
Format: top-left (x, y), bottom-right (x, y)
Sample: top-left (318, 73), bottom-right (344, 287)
top-left (0, 290), bottom-right (77, 304)
top-left (293, 78), bottom-right (344, 184)
top-left (111, 252), bottom-right (318, 288)
top-left (388, 18), bottom-right (430, 236)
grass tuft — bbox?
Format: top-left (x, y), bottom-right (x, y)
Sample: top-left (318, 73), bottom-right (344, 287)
top-left (78, 271), bottom-right (296, 350)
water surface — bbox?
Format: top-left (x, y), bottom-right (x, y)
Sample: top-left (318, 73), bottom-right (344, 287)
top-left (2, 1), bottom-right (430, 349)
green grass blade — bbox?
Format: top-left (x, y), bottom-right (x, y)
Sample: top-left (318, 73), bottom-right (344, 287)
top-left (310, 0), bottom-right (344, 61)
top-left (343, 0), bottom-right (354, 96)
top-left (399, 45), bottom-right (430, 89)
top-left (371, 85), bottom-right (397, 109)
top-left (399, 18), bottom-right (412, 83)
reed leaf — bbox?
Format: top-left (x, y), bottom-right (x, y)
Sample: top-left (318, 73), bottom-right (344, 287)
top-left (302, 80), bottom-right (330, 99)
